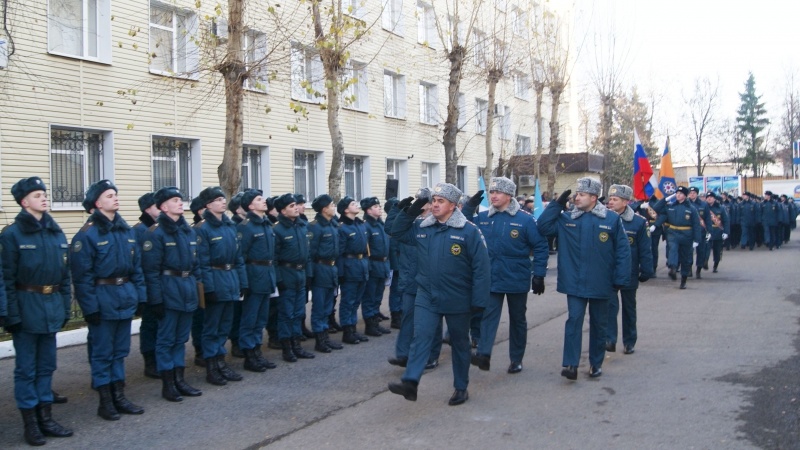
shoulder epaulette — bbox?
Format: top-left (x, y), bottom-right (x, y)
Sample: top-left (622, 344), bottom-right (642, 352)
top-left (2, 221), bottom-right (15, 232)
top-left (310, 219), bottom-right (318, 226)
top-left (148, 223), bottom-right (159, 232)
top-left (191, 220), bottom-right (205, 229)
top-left (240, 218), bottom-right (250, 226)
top-left (80, 221), bottom-right (94, 233)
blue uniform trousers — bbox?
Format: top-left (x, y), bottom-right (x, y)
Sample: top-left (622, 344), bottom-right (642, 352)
top-left (156, 309), bottom-right (192, 371)
top-left (765, 225), bottom-right (780, 249)
top-left (388, 271), bottom-right (402, 313)
top-left (88, 319), bottom-right (132, 388)
top-left (667, 233), bottom-right (694, 276)
top-left (695, 239), bottom-right (707, 268)
top-left (607, 289), bottom-right (637, 348)
top-left (202, 301), bottom-right (235, 358)
top-left (277, 286), bottom-right (305, 339)
top-left (139, 304), bottom-right (158, 354)
top-left (310, 286), bottom-right (335, 332)
top-left (741, 225), bottom-right (755, 249)
top-left (12, 332), bottom-right (56, 409)
top-left (238, 293), bottom-right (270, 350)
top-left (361, 277), bottom-right (386, 319)
top-left (339, 280), bottom-right (366, 327)
top-left (563, 295), bottom-right (608, 368)
top-left (191, 307), bottom-right (204, 351)
top-left (267, 302), bottom-right (278, 338)
top-left (650, 228), bottom-right (662, 272)
top-left (229, 301), bottom-right (242, 343)
top-left (394, 293), bottom-right (442, 361)
top-left (476, 292), bottom-right (528, 363)
top-left (403, 306), bottom-right (470, 390)
top-left (708, 240), bottom-right (723, 264)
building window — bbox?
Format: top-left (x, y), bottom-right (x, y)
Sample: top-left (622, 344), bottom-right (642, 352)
top-left (345, 0), bottom-right (366, 19)
top-left (50, 127), bottom-right (109, 208)
top-left (515, 134), bottom-right (531, 155)
top-left (456, 165), bottom-right (467, 193)
top-left (344, 155), bottom-right (365, 200)
top-left (494, 39), bottom-right (508, 72)
top-left (497, 104), bottom-right (511, 140)
top-left (294, 150), bottom-right (319, 200)
top-left (291, 43), bottom-right (324, 103)
top-left (457, 92), bottom-right (467, 130)
top-left (240, 146), bottom-right (267, 191)
top-left (419, 82), bottom-right (438, 125)
top-left (48, 0), bottom-right (112, 63)
top-left (511, 7), bottom-right (529, 38)
top-left (473, 30), bottom-right (487, 68)
top-left (382, 0), bottom-right (404, 35)
top-left (416, 2), bottom-right (436, 48)
top-left (343, 62), bottom-right (369, 112)
top-left (496, 0), bottom-right (509, 12)
top-left (152, 137), bottom-right (195, 200)
top-left (443, 15), bottom-right (465, 52)
top-left (384, 70), bottom-right (406, 119)
top-left (386, 159), bottom-right (407, 197)
top-left (421, 162), bottom-right (439, 188)
top-left (476, 98), bottom-right (488, 135)
top-left (149, 2), bottom-right (199, 77)
top-left (244, 30), bottom-right (268, 92)
top-left (514, 72), bottom-right (530, 100)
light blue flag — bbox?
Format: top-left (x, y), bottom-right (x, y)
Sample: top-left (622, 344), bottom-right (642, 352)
top-left (533, 178), bottom-right (544, 219)
top-left (477, 176), bottom-right (490, 212)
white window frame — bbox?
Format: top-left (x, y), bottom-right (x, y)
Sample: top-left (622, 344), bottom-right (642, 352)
top-left (345, 0), bottom-right (367, 20)
top-left (420, 162), bottom-right (440, 188)
top-left (382, 0), bottom-right (404, 35)
top-left (456, 165), bottom-right (467, 193)
top-left (386, 158), bottom-right (409, 197)
top-left (515, 134), bottom-right (531, 155)
top-left (344, 155), bottom-right (369, 200)
top-left (151, 135), bottom-right (202, 203)
top-left (148, 2), bottom-right (199, 78)
top-left (294, 149), bottom-right (325, 200)
top-left (443, 15), bottom-right (466, 52)
top-left (514, 72), bottom-right (530, 101)
top-left (416, 2), bottom-right (437, 48)
top-left (244, 30), bottom-right (268, 93)
top-left (497, 104), bottom-right (511, 140)
top-left (511, 7), bottom-right (529, 38)
top-left (240, 145), bottom-right (269, 192)
top-left (457, 92), bottom-right (467, 130)
top-left (343, 61), bottom-right (369, 112)
top-left (47, 0), bottom-right (112, 63)
top-left (418, 81), bottom-right (438, 125)
top-left (384, 70), bottom-right (407, 119)
top-left (49, 125), bottom-right (114, 210)
top-left (291, 43), bottom-right (324, 103)
top-left (475, 98), bottom-right (488, 135)
top-left (496, 0), bottom-right (509, 12)
top-left (473, 30), bottom-right (488, 68)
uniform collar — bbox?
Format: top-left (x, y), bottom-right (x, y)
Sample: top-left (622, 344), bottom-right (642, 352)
top-left (15, 210), bottom-right (62, 234)
top-left (488, 198), bottom-right (520, 217)
top-left (570, 202), bottom-right (608, 220)
top-left (420, 208), bottom-right (467, 229)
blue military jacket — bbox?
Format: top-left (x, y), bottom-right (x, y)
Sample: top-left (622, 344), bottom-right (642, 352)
top-left (653, 198), bottom-right (703, 243)
top-left (390, 208), bottom-right (490, 314)
top-left (133, 213), bottom-right (156, 245)
top-left (463, 200), bottom-right (549, 294)
top-left (307, 214), bottom-right (339, 288)
top-left (739, 199), bottom-right (755, 226)
top-left (273, 214), bottom-right (309, 289)
top-left (70, 211), bottom-right (146, 320)
top-left (337, 216), bottom-right (369, 282)
top-left (619, 206), bottom-right (654, 290)
top-left (537, 201), bottom-right (631, 299)
top-left (363, 215), bottom-right (390, 279)
top-left (385, 208), bottom-right (401, 271)
top-left (238, 211), bottom-right (277, 295)
top-left (386, 207), bottom-right (419, 296)
top-left (0, 211), bottom-right (70, 333)
top-left (762, 199), bottom-right (779, 226)
top-left (141, 213), bottom-right (200, 312)
top-left (707, 202), bottom-right (730, 240)
top-left (196, 211), bottom-right (247, 301)
top-left (690, 198), bottom-right (711, 232)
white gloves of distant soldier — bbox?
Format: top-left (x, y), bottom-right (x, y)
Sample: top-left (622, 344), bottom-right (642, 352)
top-left (692, 242), bottom-right (699, 248)
top-left (640, 203), bottom-right (650, 211)
top-left (649, 225), bottom-right (656, 233)
top-left (666, 194), bottom-right (677, 203)
top-left (722, 233), bottom-right (728, 240)
top-left (706, 233), bottom-right (711, 242)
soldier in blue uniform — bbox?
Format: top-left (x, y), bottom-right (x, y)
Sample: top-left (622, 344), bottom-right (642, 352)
top-left (307, 194), bottom-right (344, 352)
top-left (360, 197), bottom-right (392, 337)
top-left (272, 193), bottom-right (316, 361)
top-left (384, 198), bottom-right (403, 329)
top-left (463, 177), bottom-right (549, 374)
top-left (704, 192), bottom-right (729, 273)
top-left (687, 187), bottom-right (710, 278)
top-left (294, 194), bottom-right (315, 341)
top-left (739, 192), bottom-right (756, 250)
top-left (538, 178), bottom-right (631, 380)
top-left (227, 192), bottom-right (246, 358)
top-left (652, 186), bottom-right (702, 289)
top-left (133, 192), bottom-right (161, 379)
top-left (1, 177), bottom-right (73, 445)
top-left (762, 191), bottom-right (780, 250)
top-left (189, 196), bottom-right (207, 368)
top-left (236, 189), bottom-right (278, 371)
top-left (388, 183), bottom-right (490, 406)
top-left (142, 187), bottom-right (203, 402)
top-left (71, 180), bottom-right (146, 420)
top-left (336, 196), bottom-right (371, 344)
top-left (604, 185), bottom-right (653, 355)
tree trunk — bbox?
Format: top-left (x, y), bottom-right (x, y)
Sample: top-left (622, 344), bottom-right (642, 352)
top-left (443, 46), bottom-right (465, 185)
top-left (483, 69), bottom-right (502, 183)
top-left (600, 94), bottom-right (614, 195)
top-left (696, 138), bottom-right (703, 176)
top-left (546, 84), bottom-right (563, 197)
top-left (217, 0), bottom-right (246, 198)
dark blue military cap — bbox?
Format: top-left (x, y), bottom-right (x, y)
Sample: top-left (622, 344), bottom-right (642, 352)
top-left (360, 196), bottom-right (380, 210)
top-left (83, 179), bottom-right (117, 212)
top-left (138, 192), bottom-right (156, 212)
top-left (154, 186), bottom-right (182, 208)
top-left (337, 196), bottom-right (355, 215)
top-left (11, 177), bottom-right (47, 205)
top-left (228, 191), bottom-right (244, 213)
top-left (676, 186), bottom-right (690, 196)
top-left (198, 186), bottom-right (225, 207)
top-left (294, 194), bottom-right (307, 204)
top-left (274, 193), bottom-right (297, 212)
top-left (189, 196), bottom-right (204, 214)
top-left (267, 195), bottom-right (279, 211)
top-left (240, 189), bottom-right (263, 212)
top-left (311, 194), bottom-right (333, 213)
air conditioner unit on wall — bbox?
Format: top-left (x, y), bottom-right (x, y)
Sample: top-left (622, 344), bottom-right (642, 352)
top-left (518, 175), bottom-right (535, 186)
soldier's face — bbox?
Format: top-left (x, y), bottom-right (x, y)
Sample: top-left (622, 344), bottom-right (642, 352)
top-left (605, 196), bottom-right (627, 213)
top-left (321, 202), bottom-right (336, 219)
top-left (22, 190), bottom-right (49, 213)
top-left (676, 192), bottom-right (687, 202)
top-left (251, 195), bottom-right (267, 213)
top-left (207, 197), bottom-right (227, 215)
top-left (145, 204), bottom-right (160, 220)
top-left (688, 192), bottom-right (698, 200)
top-left (573, 192), bottom-right (597, 211)
top-left (706, 197), bottom-right (716, 205)
top-left (431, 196), bottom-right (456, 221)
top-left (345, 201), bottom-right (360, 215)
top-left (282, 203), bottom-right (299, 218)
top-left (489, 191), bottom-right (512, 209)
top-left (161, 197), bottom-right (184, 217)
top-left (95, 189), bottom-right (119, 213)
top-left (297, 203), bottom-right (306, 214)
top-left (366, 204), bottom-right (382, 218)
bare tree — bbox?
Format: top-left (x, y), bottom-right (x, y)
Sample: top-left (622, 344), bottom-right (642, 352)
top-left (779, 70), bottom-right (800, 176)
top-left (684, 76), bottom-right (720, 176)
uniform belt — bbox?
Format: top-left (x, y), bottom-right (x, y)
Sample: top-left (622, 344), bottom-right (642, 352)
top-left (667, 224), bottom-right (691, 230)
top-left (278, 262), bottom-right (305, 270)
top-left (343, 253), bottom-right (364, 259)
top-left (314, 259), bottom-right (336, 266)
top-left (95, 277), bottom-right (130, 286)
top-left (211, 264), bottom-right (234, 271)
top-left (162, 269), bottom-right (192, 277)
top-left (369, 256), bottom-right (388, 262)
top-left (246, 259), bottom-right (273, 266)
top-left (16, 283), bottom-right (60, 295)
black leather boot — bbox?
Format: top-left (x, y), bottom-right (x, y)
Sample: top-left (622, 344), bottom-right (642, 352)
top-left (292, 337), bottom-right (316, 359)
top-left (205, 356), bottom-right (227, 386)
top-left (390, 311), bottom-right (402, 329)
top-left (327, 312), bottom-right (342, 333)
top-left (143, 352), bottom-right (160, 379)
top-left (194, 347), bottom-right (206, 367)
top-left (161, 369), bottom-right (183, 402)
top-left (388, 356), bottom-right (408, 367)
top-left (253, 347), bottom-right (277, 369)
top-left (374, 316), bottom-right (392, 334)
top-left (20, 408), bottom-right (46, 446)
top-left (230, 342), bottom-right (245, 358)
top-left (324, 330), bottom-right (343, 350)
top-left (680, 276), bottom-right (687, 289)
top-left (243, 348), bottom-right (267, 372)
top-left (174, 367), bottom-right (202, 397)
top-left (111, 381), bottom-right (144, 414)
top-left (342, 325), bottom-right (361, 344)
top-left (388, 380), bottom-right (418, 401)
top-left (96, 384), bottom-right (121, 420)
top-left (268, 335), bottom-right (283, 349)
top-left (35, 403), bottom-right (73, 437)
top-left (281, 339), bottom-right (297, 362)
top-left (696, 267), bottom-right (702, 279)
top-left (217, 356), bottom-right (244, 381)
top-left (713, 262), bottom-right (719, 273)
top-left (352, 326), bottom-right (370, 342)
top-left (51, 390), bottom-right (68, 404)
top-left (364, 316), bottom-right (382, 337)
top-left (301, 320), bottom-right (314, 339)
top-left (314, 332), bottom-right (332, 353)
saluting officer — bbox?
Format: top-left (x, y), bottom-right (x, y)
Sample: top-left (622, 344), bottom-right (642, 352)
top-left (71, 180), bottom-right (146, 420)
top-left (388, 183), bottom-right (490, 406)
top-left (463, 177), bottom-right (549, 375)
top-left (141, 187), bottom-right (203, 402)
top-left (604, 185), bottom-right (653, 355)
top-left (704, 192), bottom-right (729, 273)
top-left (1, 177), bottom-right (73, 446)
top-left (360, 197), bottom-right (392, 337)
top-left (236, 189), bottom-right (278, 371)
top-left (336, 196), bottom-right (371, 344)
top-left (133, 192), bottom-right (161, 379)
top-left (652, 186), bottom-right (702, 289)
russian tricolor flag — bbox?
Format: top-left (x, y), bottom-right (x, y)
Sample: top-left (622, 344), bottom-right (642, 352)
top-left (632, 130), bottom-right (656, 200)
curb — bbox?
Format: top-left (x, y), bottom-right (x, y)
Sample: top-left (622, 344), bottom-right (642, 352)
top-left (0, 318), bottom-right (142, 359)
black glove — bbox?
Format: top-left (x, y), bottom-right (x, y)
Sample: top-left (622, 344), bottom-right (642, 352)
top-left (0, 315), bottom-right (6, 328)
top-left (638, 275), bottom-right (650, 283)
top-left (205, 291), bottom-right (218, 303)
top-left (531, 276), bottom-right (545, 295)
top-left (397, 196), bottom-right (414, 211)
top-left (613, 284), bottom-right (625, 291)
top-left (61, 318), bottom-right (69, 329)
top-left (467, 190), bottom-right (485, 208)
top-left (407, 197), bottom-right (429, 217)
top-left (306, 277), bottom-right (314, 290)
top-left (5, 322), bottom-right (22, 334)
top-left (240, 287), bottom-right (250, 298)
top-left (151, 303), bottom-right (166, 320)
top-left (134, 302), bottom-right (145, 317)
top-left (598, 196), bottom-right (605, 204)
top-left (84, 312), bottom-right (101, 326)
top-left (556, 190), bottom-right (572, 208)
top-left (470, 306), bottom-right (485, 313)
top-left (276, 282), bottom-right (287, 293)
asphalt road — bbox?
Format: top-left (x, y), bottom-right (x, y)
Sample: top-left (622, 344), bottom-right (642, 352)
top-left (0, 239), bottom-right (798, 449)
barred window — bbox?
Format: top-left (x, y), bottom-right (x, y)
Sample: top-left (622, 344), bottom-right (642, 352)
top-left (294, 150), bottom-right (318, 200)
top-left (50, 128), bottom-right (104, 207)
top-left (345, 155), bottom-right (364, 200)
top-left (152, 137), bottom-right (192, 200)
top-left (240, 146), bottom-right (262, 191)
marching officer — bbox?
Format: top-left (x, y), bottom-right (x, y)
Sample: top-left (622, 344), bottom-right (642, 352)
top-left (388, 183), bottom-right (490, 406)
top-left (384, 198), bottom-right (404, 329)
top-left (361, 197), bottom-right (392, 337)
top-left (463, 177), bottom-right (549, 374)
top-left (71, 180), bottom-right (146, 420)
top-left (537, 178), bottom-right (631, 380)
top-left (687, 187), bottom-right (710, 278)
top-left (604, 185), bottom-right (653, 355)
top-left (652, 186), bottom-right (702, 289)
top-left (141, 187), bottom-right (203, 402)
top-left (133, 192), bottom-right (161, 379)
top-left (196, 187), bottom-right (248, 385)
top-left (739, 192), bottom-right (756, 250)
top-left (307, 194), bottom-right (344, 352)
top-left (762, 191), bottom-right (780, 250)
top-left (1, 177), bottom-right (73, 445)
top-left (336, 196), bottom-right (371, 344)
top-left (236, 189), bottom-right (278, 371)
top-left (704, 192), bottom-right (729, 273)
